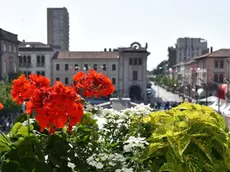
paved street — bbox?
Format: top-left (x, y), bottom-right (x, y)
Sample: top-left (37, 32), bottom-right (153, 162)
top-left (151, 83), bottom-right (182, 103)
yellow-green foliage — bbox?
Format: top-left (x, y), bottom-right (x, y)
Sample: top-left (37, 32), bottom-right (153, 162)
top-left (141, 102), bottom-right (230, 172)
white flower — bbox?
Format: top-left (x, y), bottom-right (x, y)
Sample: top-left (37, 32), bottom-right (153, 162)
top-left (123, 104), bottom-right (152, 117)
top-left (22, 118), bottom-right (36, 126)
top-left (67, 162), bottom-right (76, 169)
top-left (95, 162), bottom-right (104, 169)
top-left (123, 136), bottom-right (148, 152)
top-left (115, 169), bottom-right (121, 172)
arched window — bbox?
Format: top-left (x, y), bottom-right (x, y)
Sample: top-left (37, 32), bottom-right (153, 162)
top-left (214, 73), bottom-right (218, 83)
top-left (219, 73), bottom-right (224, 83)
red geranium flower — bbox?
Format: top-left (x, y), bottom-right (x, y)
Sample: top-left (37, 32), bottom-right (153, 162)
top-left (0, 103), bottom-right (3, 110)
top-left (73, 69), bottom-right (115, 98)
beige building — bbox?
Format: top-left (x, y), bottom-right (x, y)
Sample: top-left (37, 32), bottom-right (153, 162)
top-left (52, 42), bottom-right (150, 103)
top-left (18, 41), bottom-right (60, 79)
top-left (47, 7), bottom-right (69, 51)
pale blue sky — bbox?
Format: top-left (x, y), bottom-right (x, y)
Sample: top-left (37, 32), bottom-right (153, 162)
top-left (1, 0), bottom-right (230, 70)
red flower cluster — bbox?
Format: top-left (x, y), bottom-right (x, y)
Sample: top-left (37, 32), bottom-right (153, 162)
top-left (73, 69), bottom-right (115, 97)
top-left (11, 74), bottom-right (83, 134)
top-left (11, 74), bottom-right (50, 104)
top-left (26, 82), bottom-right (83, 133)
top-left (11, 70), bottom-right (114, 134)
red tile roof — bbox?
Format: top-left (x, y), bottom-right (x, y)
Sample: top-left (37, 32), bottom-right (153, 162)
top-left (195, 49), bottom-right (230, 59)
top-left (56, 51), bottom-right (119, 59)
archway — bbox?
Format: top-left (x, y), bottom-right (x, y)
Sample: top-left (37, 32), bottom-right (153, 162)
top-left (129, 85), bottom-right (141, 101)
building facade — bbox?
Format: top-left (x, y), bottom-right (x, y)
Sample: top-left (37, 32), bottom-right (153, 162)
top-left (47, 7), bottom-right (69, 51)
top-left (195, 49), bottom-right (230, 86)
top-left (176, 37), bottom-right (209, 64)
top-left (168, 46), bottom-right (176, 68)
top-left (0, 28), bottom-right (20, 81)
top-left (18, 41), bottom-right (60, 80)
top-left (52, 42), bottom-right (150, 103)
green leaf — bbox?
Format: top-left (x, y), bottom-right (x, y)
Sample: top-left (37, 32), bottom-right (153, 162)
top-left (14, 114), bottom-right (28, 124)
top-left (168, 134), bottom-right (191, 161)
top-left (35, 162), bottom-right (53, 172)
top-left (159, 162), bottom-right (183, 172)
top-left (145, 142), bottom-right (168, 159)
top-left (10, 122), bottom-right (23, 138)
top-left (0, 136), bottom-right (11, 153)
top-left (19, 157), bottom-right (36, 172)
top-left (192, 138), bottom-right (213, 162)
top-left (9, 122), bottom-right (34, 138)
top-left (2, 160), bottom-right (20, 171)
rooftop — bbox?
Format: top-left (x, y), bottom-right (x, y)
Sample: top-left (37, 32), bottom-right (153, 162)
top-left (55, 51), bottom-right (119, 60)
top-left (195, 49), bottom-right (230, 60)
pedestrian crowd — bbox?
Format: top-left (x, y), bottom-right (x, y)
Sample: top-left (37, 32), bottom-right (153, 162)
top-left (153, 101), bottom-right (182, 110)
top-left (0, 112), bottom-right (20, 133)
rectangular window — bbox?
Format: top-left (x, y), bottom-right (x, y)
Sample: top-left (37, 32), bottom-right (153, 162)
top-left (41, 56), bottom-right (45, 64)
top-left (27, 56), bottom-right (31, 64)
top-left (112, 64), bottom-right (116, 71)
top-left (37, 56), bottom-right (40, 64)
top-left (134, 58), bottom-right (138, 65)
top-left (65, 77), bottom-right (69, 85)
top-left (133, 71), bottom-right (138, 80)
top-left (36, 71), bottom-right (40, 75)
top-left (23, 56), bottom-right (27, 63)
top-left (3, 44), bottom-right (6, 51)
top-left (56, 77), bottom-right (60, 81)
top-left (41, 71), bottom-right (45, 76)
top-left (102, 64), bottom-right (106, 71)
top-left (220, 60), bottom-right (224, 68)
top-left (112, 78), bottom-right (116, 85)
top-left (84, 64), bottom-right (89, 71)
top-left (129, 58), bottom-right (133, 65)
top-left (19, 56), bottom-right (22, 63)
top-left (93, 64), bottom-right (97, 70)
top-left (13, 46), bottom-right (16, 53)
top-left (56, 64), bottom-right (60, 70)
top-left (74, 64), bottom-right (78, 70)
top-left (65, 64), bottom-right (69, 70)
top-left (214, 60), bottom-right (218, 68)
top-left (138, 58), bottom-right (142, 65)
top-left (9, 45), bottom-right (12, 52)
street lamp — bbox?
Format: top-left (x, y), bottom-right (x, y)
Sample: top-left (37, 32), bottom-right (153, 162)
top-left (211, 78), bottom-right (220, 113)
top-left (199, 78), bottom-right (208, 106)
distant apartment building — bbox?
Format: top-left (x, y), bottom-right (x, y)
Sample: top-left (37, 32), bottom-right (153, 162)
top-left (47, 7), bottom-right (69, 51)
top-left (52, 42), bottom-right (150, 103)
top-left (18, 41), bottom-right (60, 80)
top-left (0, 28), bottom-right (20, 81)
top-left (176, 37), bottom-right (209, 63)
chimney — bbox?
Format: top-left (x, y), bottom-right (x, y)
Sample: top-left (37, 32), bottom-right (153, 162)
top-left (23, 40), bottom-right (25, 42)
top-left (109, 48), bottom-right (112, 52)
top-left (210, 47), bottom-right (213, 53)
top-left (104, 48), bottom-right (107, 52)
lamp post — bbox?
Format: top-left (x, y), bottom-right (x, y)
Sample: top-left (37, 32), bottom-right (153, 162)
top-left (211, 78), bottom-right (220, 113)
top-left (199, 78), bottom-right (208, 106)
top-left (224, 78), bottom-right (230, 102)
top-left (157, 67), bottom-right (163, 103)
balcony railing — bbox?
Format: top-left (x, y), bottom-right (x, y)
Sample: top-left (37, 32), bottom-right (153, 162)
top-left (19, 63), bottom-right (32, 68)
top-left (37, 63), bottom-right (45, 67)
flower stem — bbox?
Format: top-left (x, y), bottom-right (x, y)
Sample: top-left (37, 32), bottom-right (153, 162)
top-left (0, 130), bottom-right (11, 143)
top-left (0, 130), bottom-right (13, 149)
top-left (27, 114), bottom-right (30, 136)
